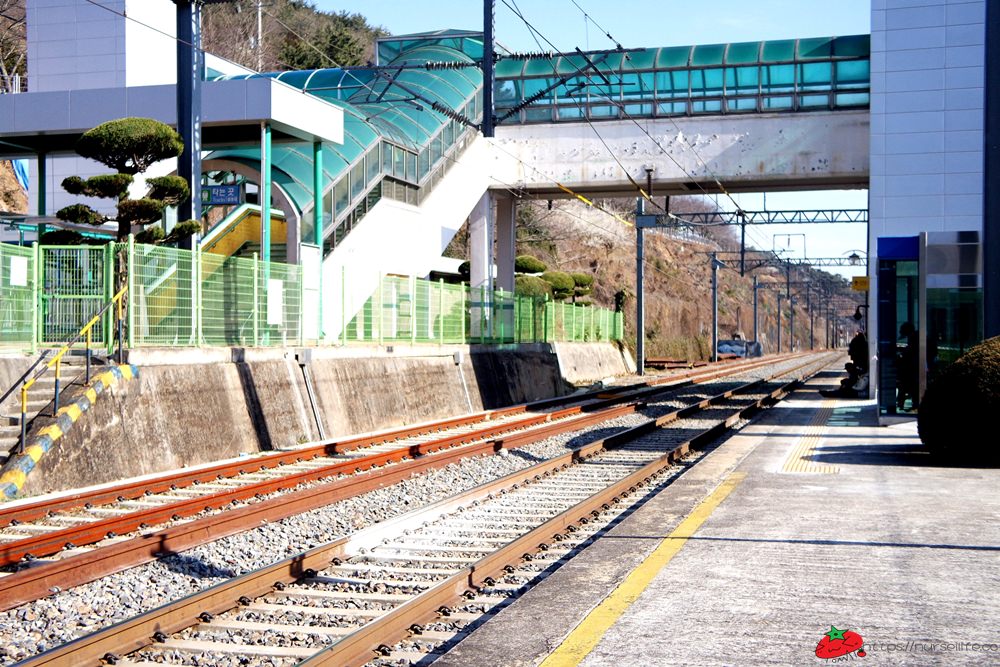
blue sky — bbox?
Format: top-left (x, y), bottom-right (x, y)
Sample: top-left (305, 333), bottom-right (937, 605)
top-left (316, 1), bottom-right (872, 277)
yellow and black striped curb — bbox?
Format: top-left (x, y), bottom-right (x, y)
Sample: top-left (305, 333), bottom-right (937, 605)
top-left (0, 364), bottom-right (139, 501)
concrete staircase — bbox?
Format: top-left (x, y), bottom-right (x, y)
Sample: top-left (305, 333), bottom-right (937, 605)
top-left (0, 354), bottom-right (105, 466)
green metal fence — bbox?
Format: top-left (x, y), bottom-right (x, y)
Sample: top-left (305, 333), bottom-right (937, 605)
top-left (1, 240), bottom-right (622, 351)
top-left (126, 240), bottom-right (302, 348)
top-left (344, 275), bottom-right (623, 345)
top-left (0, 243), bottom-right (37, 350)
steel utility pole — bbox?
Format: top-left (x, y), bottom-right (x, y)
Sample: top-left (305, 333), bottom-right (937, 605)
top-left (176, 0), bottom-right (203, 228)
top-left (789, 296), bottom-right (795, 353)
top-left (711, 253), bottom-right (724, 362)
top-left (752, 275), bottom-right (759, 344)
top-left (481, 0), bottom-right (495, 137)
top-left (808, 287), bottom-right (814, 350)
top-left (777, 294), bottom-right (783, 354)
top-left (635, 197), bottom-right (646, 375)
top-left (175, 0), bottom-right (237, 232)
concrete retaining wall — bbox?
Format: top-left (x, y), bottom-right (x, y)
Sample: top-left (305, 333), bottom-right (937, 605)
top-left (0, 353), bottom-right (34, 414)
top-left (553, 342), bottom-right (636, 384)
top-left (14, 342), bottom-right (629, 496)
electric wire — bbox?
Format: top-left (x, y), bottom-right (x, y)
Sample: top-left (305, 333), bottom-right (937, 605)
top-left (501, 0), bottom-right (666, 214)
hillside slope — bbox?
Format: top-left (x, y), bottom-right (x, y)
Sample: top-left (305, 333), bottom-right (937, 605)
top-left (449, 196), bottom-right (851, 360)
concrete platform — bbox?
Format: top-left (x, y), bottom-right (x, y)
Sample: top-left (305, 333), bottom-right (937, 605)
top-left (436, 369), bottom-right (1000, 666)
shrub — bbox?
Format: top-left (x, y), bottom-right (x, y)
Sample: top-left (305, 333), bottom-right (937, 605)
top-left (76, 117), bottom-right (184, 175)
top-left (167, 219), bottom-right (202, 241)
top-left (570, 272), bottom-right (593, 302)
top-left (515, 255), bottom-right (547, 274)
top-left (61, 174), bottom-right (133, 199)
top-left (146, 175), bottom-right (190, 206)
top-left (918, 335), bottom-right (1000, 466)
top-left (117, 198), bottom-right (166, 226)
top-left (541, 270), bottom-right (575, 300)
top-left (39, 229), bottom-right (87, 245)
top-left (56, 203), bottom-right (105, 226)
top-left (61, 118), bottom-right (187, 241)
top-left (515, 275), bottom-right (553, 299)
top-left (135, 225), bottom-right (165, 244)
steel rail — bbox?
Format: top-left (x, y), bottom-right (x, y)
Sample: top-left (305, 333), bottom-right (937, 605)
top-left (11, 354), bottom-right (832, 667)
top-left (0, 352), bottom-right (797, 563)
top-left (0, 351), bottom-right (786, 530)
top-left (0, 355), bottom-right (796, 610)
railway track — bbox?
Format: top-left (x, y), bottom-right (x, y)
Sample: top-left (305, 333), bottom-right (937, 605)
top-left (10, 352), bottom-right (835, 667)
top-left (0, 354), bottom-right (802, 612)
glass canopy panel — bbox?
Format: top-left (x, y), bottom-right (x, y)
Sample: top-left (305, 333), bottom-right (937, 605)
top-left (798, 37), bottom-right (833, 59)
top-left (762, 64), bottom-right (795, 93)
top-left (524, 59), bottom-right (557, 76)
top-left (691, 43), bottom-right (726, 66)
top-left (556, 54), bottom-right (587, 74)
top-left (690, 68), bottom-right (724, 97)
top-left (495, 79), bottom-right (519, 107)
top-left (624, 49), bottom-right (657, 70)
top-left (495, 59), bottom-right (524, 77)
top-left (833, 34), bottom-right (870, 58)
top-left (601, 53), bottom-right (625, 71)
top-left (725, 42), bottom-right (760, 64)
top-left (730, 66), bottom-right (759, 94)
top-left (799, 62), bottom-right (833, 91)
top-left (836, 60), bottom-right (870, 87)
top-left (655, 70), bottom-right (689, 98)
top-left (655, 46), bottom-right (691, 68)
top-left (762, 39), bottom-right (796, 62)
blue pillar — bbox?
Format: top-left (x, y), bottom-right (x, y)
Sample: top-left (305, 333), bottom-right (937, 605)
top-left (313, 140), bottom-right (323, 336)
top-left (176, 0), bottom-right (203, 225)
top-left (260, 122), bottom-right (272, 270)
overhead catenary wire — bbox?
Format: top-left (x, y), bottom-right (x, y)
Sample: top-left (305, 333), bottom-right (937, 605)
top-left (501, 0), bottom-right (666, 215)
top-left (81, 0), bottom-right (661, 239)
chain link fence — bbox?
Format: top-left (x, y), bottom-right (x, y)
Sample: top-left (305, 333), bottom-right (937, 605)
top-left (344, 276), bottom-right (623, 345)
top-left (1, 240), bottom-right (622, 351)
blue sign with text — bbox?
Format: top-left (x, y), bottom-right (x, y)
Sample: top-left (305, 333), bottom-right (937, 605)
top-left (202, 185), bottom-right (242, 206)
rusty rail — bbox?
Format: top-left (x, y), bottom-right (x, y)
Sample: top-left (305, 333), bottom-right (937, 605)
top-left (11, 355), bottom-right (829, 666)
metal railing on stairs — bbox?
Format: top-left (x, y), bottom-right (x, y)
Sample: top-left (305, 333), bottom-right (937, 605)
top-left (0, 285), bottom-right (127, 455)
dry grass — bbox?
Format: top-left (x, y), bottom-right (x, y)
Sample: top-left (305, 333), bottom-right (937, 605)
top-left (447, 196), bottom-right (841, 361)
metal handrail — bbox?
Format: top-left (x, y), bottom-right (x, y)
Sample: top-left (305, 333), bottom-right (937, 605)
top-left (12, 285), bottom-right (128, 454)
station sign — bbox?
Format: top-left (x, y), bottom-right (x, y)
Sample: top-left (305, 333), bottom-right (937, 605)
top-left (202, 184), bottom-right (242, 206)
top-left (851, 276), bottom-right (870, 292)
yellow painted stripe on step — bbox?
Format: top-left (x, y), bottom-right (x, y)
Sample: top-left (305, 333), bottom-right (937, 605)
top-left (97, 371), bottom-right (115, 387)
top-left (540, 472), bottom-right (746, 667)
top-left (24, 444), bottom-right (46, 463)
top-left (85, 388), bottom-right (97, 404)
top-left (118, 364), bottom-right (133, 380)
top-left (38, 424), bottom-right (62, 441)
top-left (0, 469), bottom-right (26, 488)
top-left (57, 403), bottom-right (82, 422)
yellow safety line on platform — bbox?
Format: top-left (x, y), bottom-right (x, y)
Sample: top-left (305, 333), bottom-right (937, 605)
top-left (780, 401), bottom-right (839, 474)
top-left (540, 471), bottom-right (746, 667)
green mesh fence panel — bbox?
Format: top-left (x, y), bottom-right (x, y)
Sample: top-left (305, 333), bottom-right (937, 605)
top-left (18, 242), bottom-right (620, 351)
top-left (0, 244), bottom-right (36, 348)
top-left (200, 251), bottom-right (256, 347)
top-left (40, 245), bottom-right (110, 345)
top-left (125, 243), bottom-right (302, 348)
top-left (342, 276), bottom-right (622, 346)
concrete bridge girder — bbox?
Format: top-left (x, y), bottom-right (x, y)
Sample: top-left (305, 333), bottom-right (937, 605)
top-left (490, 110), bottom-right (870, 198)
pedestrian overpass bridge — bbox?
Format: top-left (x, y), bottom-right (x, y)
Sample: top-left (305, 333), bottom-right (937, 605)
top-left (202, 31), bottom-right (870, 339)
